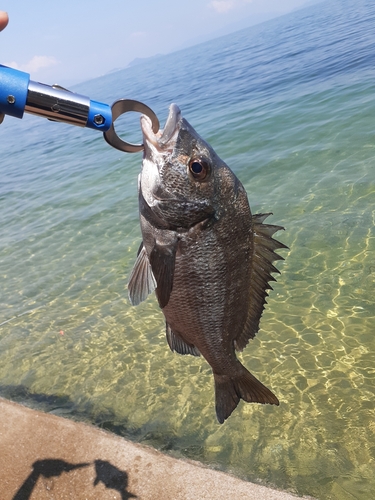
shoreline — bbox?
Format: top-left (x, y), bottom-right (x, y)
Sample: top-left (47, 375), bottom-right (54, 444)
top-left (0, 397), bottom-right (314, 499)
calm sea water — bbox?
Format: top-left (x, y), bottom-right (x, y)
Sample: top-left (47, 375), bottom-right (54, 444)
top-left (1, 1), bottom-right (375, 498)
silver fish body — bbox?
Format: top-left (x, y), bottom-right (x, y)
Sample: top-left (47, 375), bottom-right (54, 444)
top-left (128, 104), bottom-right (286, 423)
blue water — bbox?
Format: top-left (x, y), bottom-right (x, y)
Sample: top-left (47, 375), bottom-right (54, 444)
top-left (1, 1), bottom-right (375, 498)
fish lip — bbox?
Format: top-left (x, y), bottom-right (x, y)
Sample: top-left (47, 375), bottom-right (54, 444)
top-left (159, 103), bottom-right (181, 146)
top-left (141, 103), bottom-right (181, 153)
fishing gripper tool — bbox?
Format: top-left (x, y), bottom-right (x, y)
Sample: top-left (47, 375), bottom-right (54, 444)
top-left (0, 64), bottom-right (159, 153)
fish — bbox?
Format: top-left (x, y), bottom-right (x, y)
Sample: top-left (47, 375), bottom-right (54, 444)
top-left (128, 104), bottom-right (287, 423)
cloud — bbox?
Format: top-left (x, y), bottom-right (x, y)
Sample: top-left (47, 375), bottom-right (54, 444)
top-left (209, 0), bottom-right (252, 14)
top-left (4, 56), bottom-right (58, 75)
top-left (210, 0), bottom-right (235, 12)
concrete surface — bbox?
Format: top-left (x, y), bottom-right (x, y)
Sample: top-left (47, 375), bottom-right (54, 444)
top-left (0, 397), bottom-right (312, 500)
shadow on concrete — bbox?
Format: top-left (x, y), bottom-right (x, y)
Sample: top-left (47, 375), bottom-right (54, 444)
top-left (12, 458), bottom-right (136, 500)
top-left (94, 460), bottom-right (137, 499)
top-left (12, 459), bottom-right (90, 500)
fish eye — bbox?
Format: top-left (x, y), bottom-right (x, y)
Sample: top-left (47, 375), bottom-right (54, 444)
top-left (188, 157), bottom-right (210, 181)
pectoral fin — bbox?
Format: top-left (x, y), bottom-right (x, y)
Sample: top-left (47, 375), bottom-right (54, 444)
top-left (128, 243), bottom-right (156, 306)
top-left (149, 237), bottom-right (178, 308)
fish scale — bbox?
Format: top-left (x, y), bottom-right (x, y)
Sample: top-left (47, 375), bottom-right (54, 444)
top-left (166, 233), bottom-right (228, 359)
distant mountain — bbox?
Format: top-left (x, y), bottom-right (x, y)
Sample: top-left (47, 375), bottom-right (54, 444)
top-left (175, 12), bottom-right (281, 52)
top-left (173, 0), bottom-right (323, 52)
top-left (127, 54), bottom-right (164, 68)
top-left (103, 54), bottom-right (165, 77)
top-left (105, 1), bottom-right (323, 76)
top-left (300, 0), bottom-right (323, 7)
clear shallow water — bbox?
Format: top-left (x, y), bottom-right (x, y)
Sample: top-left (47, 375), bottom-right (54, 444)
top-left (1, 1), bottom-right (375, 498)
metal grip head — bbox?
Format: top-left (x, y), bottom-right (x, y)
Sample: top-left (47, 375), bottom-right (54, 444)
top-left (103, 99), bottom-right (160, 153)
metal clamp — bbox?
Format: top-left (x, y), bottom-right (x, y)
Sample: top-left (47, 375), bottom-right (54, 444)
top-left (0, 64), bottom-right (160, 153)
top-left (103, 99), bottom-right (159, 153)
top-left (0, 64), bottom-right (113, 131)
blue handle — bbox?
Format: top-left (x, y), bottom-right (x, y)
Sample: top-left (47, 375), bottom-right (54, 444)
top-left (0, 64), bottom-right (112, 131)
top-left (0, 64), bottom-right (29, 119)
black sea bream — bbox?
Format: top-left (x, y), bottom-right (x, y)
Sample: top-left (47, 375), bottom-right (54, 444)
top-left (128, 104), bottom-right (286, 423)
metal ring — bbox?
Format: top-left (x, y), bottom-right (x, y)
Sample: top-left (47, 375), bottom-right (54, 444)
top-left (103, 99), bottom-right (159, 153)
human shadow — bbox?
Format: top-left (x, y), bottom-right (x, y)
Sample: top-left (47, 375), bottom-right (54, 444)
top-left (12, 459), bottom-right (90, 499)
top-left (12, 458), bottom-right (136, 500)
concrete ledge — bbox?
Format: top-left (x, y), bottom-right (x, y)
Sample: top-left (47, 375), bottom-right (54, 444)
top-left (0, 397), bottom-right (310, 499)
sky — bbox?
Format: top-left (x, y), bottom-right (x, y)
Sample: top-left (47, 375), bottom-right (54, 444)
top-left (0, 0), bottom-right (320, 87)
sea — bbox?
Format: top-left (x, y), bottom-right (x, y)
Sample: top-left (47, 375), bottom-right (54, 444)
top-left (1, 0), bottom-right (374, 498)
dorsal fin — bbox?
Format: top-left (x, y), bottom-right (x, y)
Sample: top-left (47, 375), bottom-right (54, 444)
top-left (234, 213), bottom-right (288, 352)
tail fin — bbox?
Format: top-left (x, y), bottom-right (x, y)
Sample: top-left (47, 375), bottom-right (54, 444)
top-left (214, 366), bottom-right (279, 424)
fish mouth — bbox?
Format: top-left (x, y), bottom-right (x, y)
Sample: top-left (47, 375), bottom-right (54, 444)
top-left (141, 103), bottom-right (182, 154)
